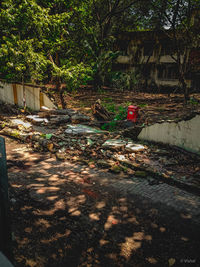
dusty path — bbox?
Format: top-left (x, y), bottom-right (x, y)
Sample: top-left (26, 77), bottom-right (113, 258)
top-left (4, 136), bottom-right (200, 267)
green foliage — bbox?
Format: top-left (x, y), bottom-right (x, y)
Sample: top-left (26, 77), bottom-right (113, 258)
top-left (110, 70), bottom-right (140, 90)
top-left (189, 97), bottom-right (199, 105)
top-left (101, 105), bottom-right (127, 131)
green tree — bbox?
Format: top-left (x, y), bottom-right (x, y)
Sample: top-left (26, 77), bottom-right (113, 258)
top-left (146, 0), bottom-right (200, 102)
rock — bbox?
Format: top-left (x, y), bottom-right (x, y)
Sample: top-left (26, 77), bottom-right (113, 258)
top-left (97, 160), bottom-right (114, 168)
top-left (110, 164), bottom-right (123, 173)
top-left (26, 115), bottom-right (48, 125)
top-left (122, 126), bottom-right (143, 140)
top-left (135, 170), bottom-right (147, 177)
top-left (11, 119), bottom-right (32, 129)
top-left (50, 115), bottom-right (70, 125)
top-left (112, 154), bottom-right (127, 162)
top-left (125, 143), bottom-right (146, 152)
top-left (56, 152), bottom-right (66, 160)
top-left (71, 114), bottom-right (90, 123)
top-left (86, 138), bottom-right (94, 146)
top-left (65, 124), bottom-right (104, 135)
top-left (102, 139), bottom-right (127, 151)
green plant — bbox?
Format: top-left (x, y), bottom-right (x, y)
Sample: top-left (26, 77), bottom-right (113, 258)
top-left (101, 105), bottom-right (127, 131)
top-left (189, 97), bottom-right (198, 105)
top-left (138, 103), bottom-right (148, 108)
top-left (101, 120), bottom-right (117, 131)
top-left (109, 70), bottom-right (139, 91)
top-left (102, 102), bottom-right (116, 113)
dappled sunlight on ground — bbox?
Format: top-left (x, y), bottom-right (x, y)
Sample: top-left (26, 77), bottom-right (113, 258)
top-left (2, 136), bottom-right (199, 266)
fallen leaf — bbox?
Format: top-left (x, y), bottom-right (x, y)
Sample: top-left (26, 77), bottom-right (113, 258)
top-left (47, 143), bottom-right (54, 151)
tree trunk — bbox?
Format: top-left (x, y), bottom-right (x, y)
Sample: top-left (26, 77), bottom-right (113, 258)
top-left (179, 74), bottom-right (189, 104)
top-left (56, 80), bottom-right (66, 109)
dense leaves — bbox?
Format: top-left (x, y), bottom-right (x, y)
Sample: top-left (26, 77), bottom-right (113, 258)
top-left (0, 0), bottom-right (199, 100)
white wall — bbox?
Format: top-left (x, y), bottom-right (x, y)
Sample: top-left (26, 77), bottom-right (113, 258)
top-left (0, 81), bottom-right (56, 111)
top-left (138, 115), bottom-right (200, 154)
top-left (0, 82), bottom-right (14, 104)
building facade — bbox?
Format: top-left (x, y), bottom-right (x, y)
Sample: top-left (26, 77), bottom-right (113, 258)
top-left (115, 29), bottom-right (200, 92)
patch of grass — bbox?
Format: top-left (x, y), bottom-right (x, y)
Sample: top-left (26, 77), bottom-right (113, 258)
top-left (189, 97), bottom-right (199, 105)
top-left (101, 105), bottom-right (127, 131)
top-left (138, 103), bottom-right (148, 108)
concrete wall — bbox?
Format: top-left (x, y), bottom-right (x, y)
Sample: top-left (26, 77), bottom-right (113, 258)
top-left (138, 115), bottom-right (200, 154)
top-left (0, 81), bottom-right (56, 111)
top-left (0, 82), bottom-right (13, 104)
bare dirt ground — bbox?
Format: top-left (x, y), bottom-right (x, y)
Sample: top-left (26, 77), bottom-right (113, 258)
top-left (52, 89), bottom-right (200, 125)
top-left (1, 90), bottom-right (200, 266)
top-left (4, 136), bottom-right (200, 267)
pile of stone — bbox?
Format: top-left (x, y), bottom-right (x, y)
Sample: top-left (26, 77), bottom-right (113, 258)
top-left (0, 108), bottom-right (158, 177)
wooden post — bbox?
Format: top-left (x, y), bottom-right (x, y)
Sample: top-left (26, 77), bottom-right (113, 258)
top-left (12, 84), bottom-right (18, 105)
top-left (22, 76), bottom-right (26, 109)
top-left (0, 137), bottom-right (11, 257)
top-left (39, 90), bottom-right (44, 109)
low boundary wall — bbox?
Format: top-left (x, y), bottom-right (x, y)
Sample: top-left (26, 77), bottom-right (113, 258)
top-left (0, 81), bottom-right (56, 111)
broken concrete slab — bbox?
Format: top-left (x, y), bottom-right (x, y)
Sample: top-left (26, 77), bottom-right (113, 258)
top-left (125, 143), bottom-right (146, 152)
top-left (102, 139), bottom-right (146, 152)
top-left (71, 114), bottom-right (90, 123)
top-left (102, 139), bottom-right (127, 150)
top-left (11, 119), bottom-right (32, 129)
top-left (49, 115), bottom-right (70, 125)
top-left (97, 159), bottom-right (114, 168)
top-left (26, 115), bottom-right (48, 125)
top-left (65, 125), bottom-right (104, 135)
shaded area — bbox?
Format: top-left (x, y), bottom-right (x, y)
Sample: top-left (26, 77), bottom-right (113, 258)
top-left (5, 137), bottom-right (200, 267)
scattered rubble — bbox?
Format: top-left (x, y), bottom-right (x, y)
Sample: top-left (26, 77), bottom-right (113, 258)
top-left (0, 106), bottom-right (200, 193)
top-left (65, 124), bottom-right (105, 135)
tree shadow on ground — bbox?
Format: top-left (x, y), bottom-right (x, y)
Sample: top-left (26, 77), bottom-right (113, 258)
top-left (6, 139), bottom-right (200, 267)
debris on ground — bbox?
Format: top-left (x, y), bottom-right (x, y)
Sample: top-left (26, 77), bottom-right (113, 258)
top-left (0, 100), bottom-right (200, 193)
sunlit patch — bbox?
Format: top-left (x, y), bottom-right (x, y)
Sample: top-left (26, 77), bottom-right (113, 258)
top-left (180, 213), bottom-right (192, 219)
top-left (70, 210), bottom-right (81, 216)
top-left (120, 232), bottom-right (144, 260)
top-left (159, 227), bottom-right (166, 232)
top-left (77, 194), bottom-right (86, 203)
top-left (37, 186), bottom-right (60, 194)
top-left (28, 183), bottom-right (44, 188)
top-left (54, 199), bottom-right (65, 210)
top-left (146, 257), bottom-right (158, 264)
top-left (181, 236), bottom-right (189, 241)
top-left (35, 178), bottom-right (45, 182)
top-left (89, 213), bottom-right (100, 221)
top-left (87, 247), bottom-right (94, 253)
top-left (96, 201), bottom-right (106, 209)
top-left (144, 235), bottom-right (152, 242)
top-left (104, 215), bottom-right (119, 230)
top-left (127, 216), bottom-right (139, 224)
top-left (119, 206), bottom-right (128, 212)
top-left (99, 239), bottom-right (109, 246)
top-left (12, 184), bottom-right (22, 188)
top-left (48, 175), bottom-right (59, 181)
top-left (35, 218), bottom-right (51, 228)
top-left (118, 198), bottom-right (126, 203)
top-left (24, 227), bottom-right (32, 233)
top-left (47, 196), bottom-right (58, 201)
top-left (26, 258), bottom-right (37, 267)
top-left (41, 229), bottom-right (71, 244)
